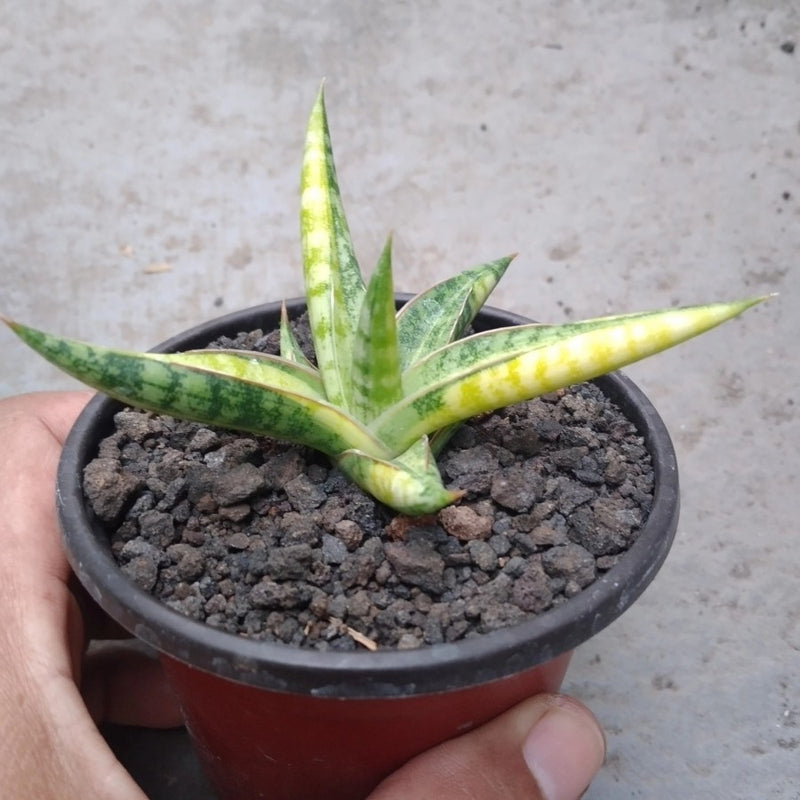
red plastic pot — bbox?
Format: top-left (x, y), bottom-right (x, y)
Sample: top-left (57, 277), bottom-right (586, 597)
top-left (57, 299), bottom-right (679, 800)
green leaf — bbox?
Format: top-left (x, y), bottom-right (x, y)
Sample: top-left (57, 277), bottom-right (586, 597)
top-left (336, 437), bottom-right (462, 515)
top-left (300, 84), bottom-right (365, 408)
top-left (396, 255), bottom-right (513, 369)
top-left (4, 320), bottom-right (388, 459)
top-left (372, 297), bottom-right (768, 454)
top-left (279, 301), bottom-right (314, 368)
top-left (351, 236), bottom-right (403, 423)
top-left (167, 349), bottom-right (324, 399)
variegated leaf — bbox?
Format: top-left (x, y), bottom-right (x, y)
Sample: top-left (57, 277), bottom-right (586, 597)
top-left (396, 255), bottom-right (513, 369)
top-left (4, 320), bottom-right (387, 459)
top-left (351, 237), bottom-right (403, 423)
top-left (372, 297), bottom-right (767, 454)
top-left (279, 301), bottom-right (314, 368)
top-left (336, 437), bottom-right (462, 515)
top-left (300, 85), bottom-right (365, 408)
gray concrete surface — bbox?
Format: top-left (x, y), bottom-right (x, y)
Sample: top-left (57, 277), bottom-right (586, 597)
top-left (1, 2), bottom-right (797, 797)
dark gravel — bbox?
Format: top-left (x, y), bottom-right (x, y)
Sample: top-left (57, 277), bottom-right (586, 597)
top-left (84, 321), bottom-right (654, 651)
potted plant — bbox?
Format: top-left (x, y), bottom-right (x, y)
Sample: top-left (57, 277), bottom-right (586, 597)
top-left (5, 87), bottom-right (765, 800)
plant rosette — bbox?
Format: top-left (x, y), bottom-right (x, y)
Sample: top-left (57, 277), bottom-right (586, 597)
top-left (6, 86), bottom-right (766, 800)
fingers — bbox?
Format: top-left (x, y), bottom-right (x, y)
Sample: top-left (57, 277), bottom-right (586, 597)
top-left (369, 693), bottom-right (605, 800)
top-left (520, 696), bottom-right (606, 800)
top-left (81, 641), bottom-right (184, 729)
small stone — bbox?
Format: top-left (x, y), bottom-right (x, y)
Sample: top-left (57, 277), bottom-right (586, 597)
top-left (206, 438), bottom-right (259, 468)
top-left (499, 425), bottom-right (541, 457)
top-left (182, 527), bottom-right (206, 546)
top-left (333, 519), bottom-right (363, 550)
top-left (250, 579), bottom-right (293, 610)
top-left (488, 534), bottom-right (512, 556)
top-left (339, 539), bottom-right (386, 589)
top-left (551, 446), bottom-right (589, 470)
top-left (171, 582), bottom-right (195, 601)
top-left (266, 544), bottom-right (313, 581)
top-left (423, 617), bottom-right (445, 645)
top-left (138, 509), bottom-right (178, 546)
top-left (327, 595), bottom-right (348, 619)
top-left (596, 554), bottom-right (622, 571)
top-left (226, 532), bottom-right (251, 551)
top-left (279, 512), bottom-right (321, 546)
top-left (242, 610), bottom-right (264, 635)
top-left (321, 533), bottom-right (348, 564)
top-left (396, 633), bottom-right (422, 650)
top-left (570, 496), bottom-right (640, 555)
top-left (501, 555), bottom-right (528, 578)
top-left (83, 459), bottom-right (145, 524)
top-left (490, 464), bottom-right (543, 512)
top-left (467, 539), bottom-right (499, 572)
top-left (346, 590), bottom-right (373, 619)
top-left (542, 543), bottom-right (596, 588)
top-left (120, 555), bottom-right (158, 591)
top-left (166, 544), bottom-right (206, 582)
top-left (529, 524), bottom-right (569, 547)
top-left (308, 592), bottom-right (328, 618)
top-left (442, 445), bottom-right (499, 493)
top-left (385, 541), bottom-right (446, 595)
top-left (603, 453), bottom-right (629, 486)
top-left (511, 560), bottom-right (553, 613)
top-left (167, 593), bottom-right (204, 620)
top-left (188, 428), bottom-right (219, 452)
top-left (263, 450), bottom-right (307, 488)
top-left (574, 469), bottom-right (604, 486)
top-left (204, 594), bottom-right (228, 615)
top-left (551, 478), bottom-right (595, 515)
top-left (195, 494), bottom-right (218, 513)
top-left (285, 474), bottom-right (327, 513)
top-left (185, 466), bottom-right (215, 504)
top-left (113, 410), bottom-right (160, 443)
top-left (219, 503), bottom-right (251, 522)
top-left (212, 463), bottom-right (265, 506)
top-left (509, 531), bottom-right (539, 556)
top-left (439, 505), bottom-right (493, 541)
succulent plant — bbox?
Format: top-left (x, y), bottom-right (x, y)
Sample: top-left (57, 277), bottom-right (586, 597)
top-left (4, 87), bottom-right (766, 514)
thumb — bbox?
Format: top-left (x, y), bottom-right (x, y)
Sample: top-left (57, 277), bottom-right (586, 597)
top-left (369, 693), bottom-right (605, 800)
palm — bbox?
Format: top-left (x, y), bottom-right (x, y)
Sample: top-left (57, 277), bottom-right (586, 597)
top-left (0, 392), bottom-right (180, 799)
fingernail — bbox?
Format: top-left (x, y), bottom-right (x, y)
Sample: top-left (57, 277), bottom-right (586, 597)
top-left (522, 699), bottom-right (606, 800)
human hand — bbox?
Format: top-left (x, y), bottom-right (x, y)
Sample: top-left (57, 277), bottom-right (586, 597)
top-left (0, 392), bottom-right (183, 800)
top-left (0, 391), bottom-right (605, 800)
top-left (371, 692), bottom-right (605, 800)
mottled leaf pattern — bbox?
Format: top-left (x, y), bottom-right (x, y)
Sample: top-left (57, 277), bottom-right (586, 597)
top-left (6, 321), bottom-right (386, 459)
top-left (300, 86), bottom-right (365, 409)
top-left (336, 438), bottom-right (461, 516)
top-left (371, 298), bottom-right (765, 454)
top-left (352, 237), bottom-right (403, 423)
top-left (279, 302), bottom-right (314, 368)
top-left (396, 255), bottom-right (512, 369)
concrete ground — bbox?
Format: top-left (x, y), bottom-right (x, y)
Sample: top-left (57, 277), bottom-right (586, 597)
top-left (1, 2), bottom-right (797, 798)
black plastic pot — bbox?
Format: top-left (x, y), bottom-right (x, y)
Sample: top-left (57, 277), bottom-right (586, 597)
top-left (57, 299), bottom-right (679, 800)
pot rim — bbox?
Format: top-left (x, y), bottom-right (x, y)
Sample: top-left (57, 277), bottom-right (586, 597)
top-left (57, 298), bottom-right (679, 698)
